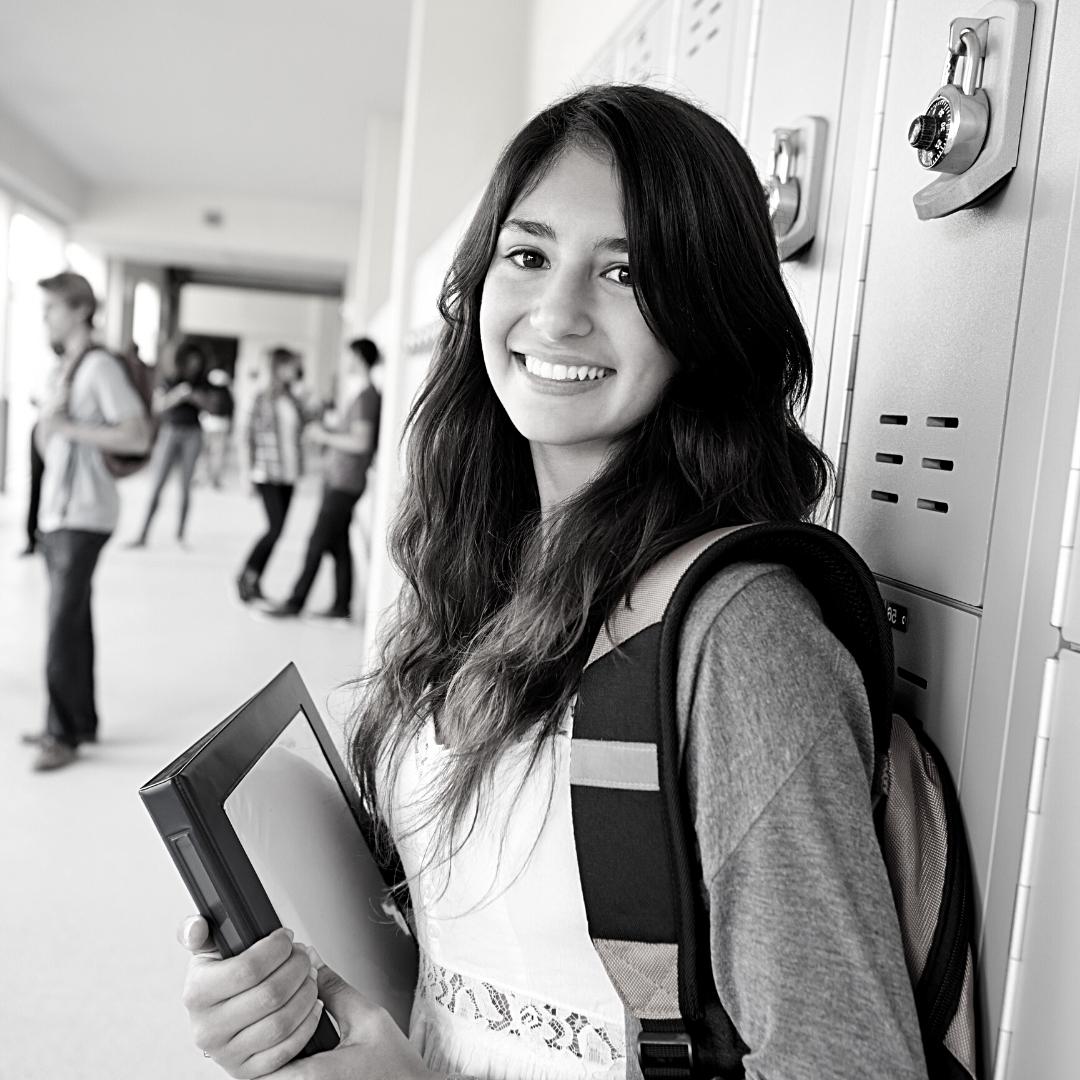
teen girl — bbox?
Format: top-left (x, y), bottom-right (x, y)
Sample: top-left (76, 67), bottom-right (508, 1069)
top-left (178, 85), bottom-right (927, 1080)
top-left (129, 339), bottom-right (211, 548)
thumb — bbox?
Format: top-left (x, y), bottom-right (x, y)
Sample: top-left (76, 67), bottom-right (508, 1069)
top-left (177, 915), bottom-right (220, 958)
top-left (310, 952), bottom-right (369, 1039)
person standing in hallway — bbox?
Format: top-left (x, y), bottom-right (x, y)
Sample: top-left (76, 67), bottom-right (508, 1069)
top-left (18, 354), bottom-right (62, 557)
top-left (128, 338), bottom-right (211, 548)
top-left (20, 422), bottom-right (46, 556)
top-left (263, 337), bottom-right (381, 622)
top-left (199, 367), bottom-right (235, 488)
top-left (21, 272), bottom-right (152, 771)
top-left (236, 346), bottom-right (306, 604)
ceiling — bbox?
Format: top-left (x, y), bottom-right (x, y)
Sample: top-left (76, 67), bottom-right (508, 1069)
top-left (0, 0), bottom-right (411, 203)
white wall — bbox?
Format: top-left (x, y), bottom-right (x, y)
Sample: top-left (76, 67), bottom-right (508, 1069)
top-left (363, 0), bottom-right (532, 639)
top-left (347, 114), bottom-right (403, 334)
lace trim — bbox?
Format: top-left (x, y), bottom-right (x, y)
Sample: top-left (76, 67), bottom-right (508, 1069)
top-left (416, 953), bottom-right (625, 1066)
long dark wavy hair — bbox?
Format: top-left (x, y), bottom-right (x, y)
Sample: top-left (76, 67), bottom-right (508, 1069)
top-left (349, 84), bottom-right (831, 865)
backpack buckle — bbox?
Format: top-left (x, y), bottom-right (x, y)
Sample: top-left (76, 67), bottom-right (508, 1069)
top-left (636, 1030), bottom-right (693, 1076)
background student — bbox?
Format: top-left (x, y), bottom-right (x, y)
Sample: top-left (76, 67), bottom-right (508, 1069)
top-left (262, 336), bottom-right (381, 622)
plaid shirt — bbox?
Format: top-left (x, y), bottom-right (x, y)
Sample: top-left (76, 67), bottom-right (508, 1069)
top-left (244, 390), bottom-right (304, 483)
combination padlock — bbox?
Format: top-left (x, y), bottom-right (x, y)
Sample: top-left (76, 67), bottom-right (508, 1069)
top-left (908, 26), bottom-right (990, 175)
top-left (763, 128), bottom-right (799, 236)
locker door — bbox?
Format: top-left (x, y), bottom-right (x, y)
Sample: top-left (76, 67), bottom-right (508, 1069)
top-left (740, 0), bottom-right (860, 444)
top-left (669, 0), bottom-right (746, 127)
top-left (1000, 649), bottom-right (1080, 1077)
top-left (837, 2), bottom-right (1049, 610)
top-left (616, 0), bottom-right (676, 85)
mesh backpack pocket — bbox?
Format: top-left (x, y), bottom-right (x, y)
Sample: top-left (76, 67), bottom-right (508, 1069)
top-left (876, 712), bottom-right (980, 1080)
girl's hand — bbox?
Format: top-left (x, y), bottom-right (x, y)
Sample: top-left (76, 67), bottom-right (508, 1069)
top-left (264, 956), bottom-right (434, 1080)
top-left (178, 915), bottom-right (325, 1079)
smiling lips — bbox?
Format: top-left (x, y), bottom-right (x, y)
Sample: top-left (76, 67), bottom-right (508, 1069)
top-left (516, 352), bottom-right (613, 383)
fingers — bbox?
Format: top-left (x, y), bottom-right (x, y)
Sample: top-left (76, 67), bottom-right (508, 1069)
top-left (215, 966), bottom-right (322, 1075)
top-left (232, 998), bottom-right (325, 1080)
top-left (200, 943), bottom-right (315, 1038)
top-left (182, 927), bottom-right (295, 1013)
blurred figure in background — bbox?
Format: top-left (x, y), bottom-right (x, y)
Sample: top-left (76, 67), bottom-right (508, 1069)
top-left (236, 346), bottom-right (305, 604)
top-left (18, 348), bottom-right (63, 557)
top-left (199, 367), bottom-right (235, 488)
top-left (128, 338), bottom-right (211, 548)
top-left (20, 413), bottom-right (47, 557)
top-left (263, 337), bottom-right (381, 622)
top-left (22, 272), bottom-right (152, 771)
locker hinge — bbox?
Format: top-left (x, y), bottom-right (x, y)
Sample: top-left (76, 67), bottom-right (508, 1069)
top-left (992, 655), bottom-right (1059, 1080)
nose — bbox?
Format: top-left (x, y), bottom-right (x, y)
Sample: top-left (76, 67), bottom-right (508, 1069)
top-left (529, 268), bottom-right (592, 341)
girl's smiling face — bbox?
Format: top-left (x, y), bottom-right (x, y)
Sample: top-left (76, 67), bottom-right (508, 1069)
top-left (479, 147), bottom-right (677, 491)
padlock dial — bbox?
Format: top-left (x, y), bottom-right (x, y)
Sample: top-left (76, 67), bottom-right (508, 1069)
top-left (909, 97), bottom-right (953, 168)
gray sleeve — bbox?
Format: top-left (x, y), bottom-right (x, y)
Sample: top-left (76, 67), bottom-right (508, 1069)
top-left (87, 350), bottom-right (144, 424)
top-left (677, 564), bottom-right (927, 1080)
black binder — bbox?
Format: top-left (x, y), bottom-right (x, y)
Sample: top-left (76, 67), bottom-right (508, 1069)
top-left (139, 663), bottom-right (417, 1058)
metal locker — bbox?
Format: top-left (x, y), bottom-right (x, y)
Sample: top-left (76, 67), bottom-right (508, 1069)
top-left (739, 0), bottom-right (858, 444)
top-left (1054, 406), bottom-right (1080, 644)
top-left (616, 0), bottom-right (676, 85)
top-left (996, 649), bottom-right (1080, 1077)
top-left (878, 582), bottom-right (980, 786)
top-left (669, 0), bottom-right (744, 128)
top-left (838, 0), bottom-right (1047, 608)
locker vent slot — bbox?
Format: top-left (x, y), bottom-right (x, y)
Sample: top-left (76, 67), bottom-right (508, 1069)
top-left (685, 0), bottom-right (725, 58)
top-left (922, 457), bottom-right (954, 471)
top-left (897, 667), bottom-right (929, 690)
top-left (917, 498), bottom-right (949, 513)
top-left (926, 416), bottom-right (960, 428)
top-left (871, 490), bottom-right (899, 503)
top-left (875, 453), bottom-right (904, 465)
top-left (880, 414), bottom-right (908, 425)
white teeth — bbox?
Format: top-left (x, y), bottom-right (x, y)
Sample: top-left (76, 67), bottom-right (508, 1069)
top-left (521, 354), bottom-right (610, 383)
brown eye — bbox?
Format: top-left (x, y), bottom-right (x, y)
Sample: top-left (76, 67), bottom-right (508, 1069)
top-left (509, 249), bottom-right (547, 270)
top-left (602, 264), bottom-right (634, 287)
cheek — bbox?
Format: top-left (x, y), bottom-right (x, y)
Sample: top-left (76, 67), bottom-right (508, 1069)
top-left (478, 278), bottom-right (512, 373)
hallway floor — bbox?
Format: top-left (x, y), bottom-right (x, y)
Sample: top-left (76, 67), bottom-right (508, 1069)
top-left (0, 472), bottom-right (377, 1079)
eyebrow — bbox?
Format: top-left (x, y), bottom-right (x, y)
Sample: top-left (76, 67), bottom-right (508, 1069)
top-left (501, 217), bottom-right (628, 254)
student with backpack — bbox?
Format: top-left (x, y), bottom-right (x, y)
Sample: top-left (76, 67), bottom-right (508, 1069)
top-left (176, 86), bottom-right (939, 1078)
top-left (21, 272), bottom-right (152, 772)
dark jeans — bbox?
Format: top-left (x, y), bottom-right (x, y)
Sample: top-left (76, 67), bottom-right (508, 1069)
top-left (27, 424), bottom-right (45, 549)
top-left (138, 423), bottom-right (203, 542)
top-left (288, 486), bottom-right (363, 613)
top-left (243, 482), bottom-right (294, 579)
top-left (42, 529), bottom-right (110, 746)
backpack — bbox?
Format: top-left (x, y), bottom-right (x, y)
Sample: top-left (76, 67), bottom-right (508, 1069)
top-left (570, 520), bottom-right (981, 1079)
top-left (65, 346), bottom-right (157, 478)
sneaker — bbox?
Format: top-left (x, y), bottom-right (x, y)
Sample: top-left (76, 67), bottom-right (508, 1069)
top-left (311, 607), bottom-right (351, 622)
top-left (31, 736), bottom-right (78, 772)
top-left (21, 730), bottom-right (97, 746)
top-left (261, 600), bottom-right (303, 619)
top-left (236, 572), bottom-right (264, 605)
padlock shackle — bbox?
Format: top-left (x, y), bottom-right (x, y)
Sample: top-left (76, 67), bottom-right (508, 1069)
top-left (941, 26), bottom-right (985, 98)
top-left (769, 128), bottom-right (796, 185)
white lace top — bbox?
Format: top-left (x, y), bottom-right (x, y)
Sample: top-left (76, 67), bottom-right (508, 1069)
top-left (389, 715), bottom-right (628, 1079)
